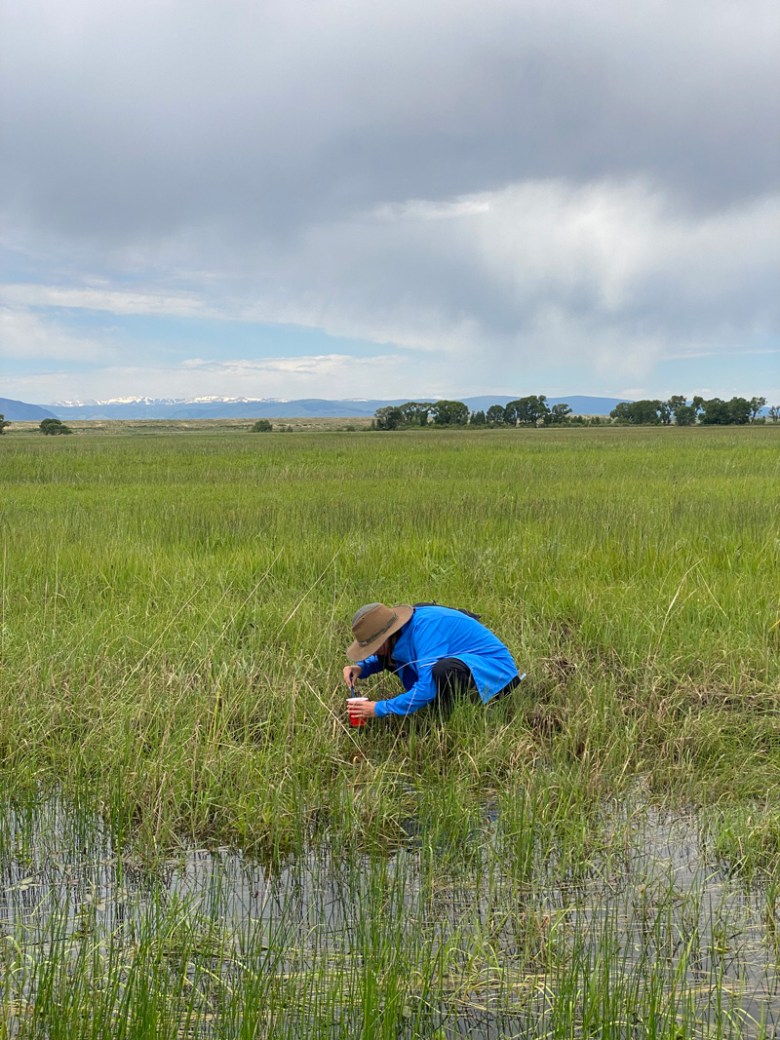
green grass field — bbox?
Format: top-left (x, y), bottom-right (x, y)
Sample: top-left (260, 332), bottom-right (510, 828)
top-left (1, 425), bottom-right (778, 1037)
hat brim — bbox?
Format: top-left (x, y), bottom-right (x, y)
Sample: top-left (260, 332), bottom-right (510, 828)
top-left (346, 604), bottom-right (414, 661)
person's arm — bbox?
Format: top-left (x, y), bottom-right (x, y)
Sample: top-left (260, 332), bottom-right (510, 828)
top-left (343, 654), bottom-right (385, 690)
top-left (352, 653), bottom-right (385, 679)
top-left (373, 667), bottom-right (437, 717)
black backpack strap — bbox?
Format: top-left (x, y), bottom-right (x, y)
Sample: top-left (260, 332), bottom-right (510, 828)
top-left (413, 602), bottom-right (482, 621)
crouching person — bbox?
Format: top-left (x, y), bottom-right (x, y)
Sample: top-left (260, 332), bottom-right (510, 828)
top-left (343, 602), bottom-right (521, 723)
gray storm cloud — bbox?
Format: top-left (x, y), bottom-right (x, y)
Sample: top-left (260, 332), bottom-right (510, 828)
top-left (3, 0), bottom-right (777, 239)
top-left (1, 0), bottom-right (778, 399)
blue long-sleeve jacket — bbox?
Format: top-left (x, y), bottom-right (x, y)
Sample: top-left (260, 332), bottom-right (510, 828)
top-left (355, 606), bottom-right (519, 717)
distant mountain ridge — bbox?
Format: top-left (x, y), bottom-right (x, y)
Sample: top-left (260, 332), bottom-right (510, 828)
top-left (0, 397), bottom-right (57, 421)
top-left (23, 394), bottom-right (630, 420)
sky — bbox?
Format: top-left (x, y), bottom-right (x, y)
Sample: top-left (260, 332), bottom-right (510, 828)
top-left (1, 0), bottom-right (779, 406)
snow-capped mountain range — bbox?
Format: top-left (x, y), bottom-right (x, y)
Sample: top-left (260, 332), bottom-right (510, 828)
top-left (2, 395), bottom-right (629, 421)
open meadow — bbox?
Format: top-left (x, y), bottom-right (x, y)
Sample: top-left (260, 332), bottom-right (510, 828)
top-left (1, 424), bottom-right (778, 1038)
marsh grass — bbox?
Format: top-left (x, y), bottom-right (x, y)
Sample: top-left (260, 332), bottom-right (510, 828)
top-left (1, 425), bottom-right (778, 1035)
top-left (1, 794), bottom-right (778, 1038)
top-left (2, 427), bottom-right (777, 850)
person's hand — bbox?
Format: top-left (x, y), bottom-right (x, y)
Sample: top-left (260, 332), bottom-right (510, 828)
top-left (348, 699), bottom-right (377, 723)
top-left (343, 665), bottom-right (362, 689)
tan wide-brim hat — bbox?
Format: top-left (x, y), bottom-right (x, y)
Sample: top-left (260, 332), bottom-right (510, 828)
top-left (346, 602), bottom-right (414, 661)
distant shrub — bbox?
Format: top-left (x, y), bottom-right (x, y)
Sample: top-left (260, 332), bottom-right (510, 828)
top-left (251, 419), bottom-right (273, 432)
top-left (40, 418), bottom-right (73, 436)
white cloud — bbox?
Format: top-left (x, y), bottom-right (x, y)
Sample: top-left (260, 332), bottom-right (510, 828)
top-left (2, 284), bottom-right (212, 319)
top-left (0, 306), bottom-right (117, 363)
top-left (181, 354), bottom-right (400, 376)
top-left (4, 177), bottom-right (778, 399)
top-left (2, 353), bottom-right (419, 405)
top-left (221, 179), bottom-right (780, 378)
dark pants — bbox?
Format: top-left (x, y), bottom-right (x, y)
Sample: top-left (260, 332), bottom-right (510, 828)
top-left (432, 657), bottom-right (477, 714)
top-left (432, 658), bottom-right (521, 716)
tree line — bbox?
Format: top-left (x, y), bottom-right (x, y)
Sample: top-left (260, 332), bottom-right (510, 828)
top-left (610, 396), bottom-right (772, 425)
top-left (373, 396), bottom-right (573, 429)
top-left (373, 395), bottom-right (777, 429)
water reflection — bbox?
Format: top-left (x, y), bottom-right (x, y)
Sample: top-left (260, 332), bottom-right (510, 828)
top-left (0, 796), bottom-right (778, 1038)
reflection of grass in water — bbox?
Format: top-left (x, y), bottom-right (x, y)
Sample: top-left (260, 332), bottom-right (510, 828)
top-left (1, 797), bottom-right (778, 1038)
top-left (0, 426), bottom-right (778, 1033)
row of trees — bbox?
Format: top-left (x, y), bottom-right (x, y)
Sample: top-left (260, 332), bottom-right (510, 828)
top-left (611, 396), bottom-right (773, 426)
top-left (374, 395), bottom-right (778, 429)
top-left (374, 396), bottom-right (574, 430)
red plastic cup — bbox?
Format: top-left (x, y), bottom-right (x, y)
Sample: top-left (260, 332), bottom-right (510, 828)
top-left (347, 696), bottom-right (368, 727)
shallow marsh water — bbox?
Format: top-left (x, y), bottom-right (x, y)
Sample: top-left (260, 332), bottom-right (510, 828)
top-left (1, 796), bottom-right (778, 1039)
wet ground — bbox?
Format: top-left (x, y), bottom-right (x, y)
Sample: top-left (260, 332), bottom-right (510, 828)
top-left (1, 797), bottom-right (778, 1037)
